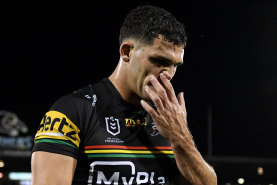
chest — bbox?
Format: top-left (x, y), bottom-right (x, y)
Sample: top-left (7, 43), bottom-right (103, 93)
top-left (76, 103), bottom-right (178, 184)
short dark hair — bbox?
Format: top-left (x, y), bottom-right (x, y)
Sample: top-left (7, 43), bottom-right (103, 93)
top-left (119, 5), bottom-right (187, 47)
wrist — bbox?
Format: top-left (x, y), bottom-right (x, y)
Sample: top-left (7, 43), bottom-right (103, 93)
top-left (169, 132), bottom-right (198, 155)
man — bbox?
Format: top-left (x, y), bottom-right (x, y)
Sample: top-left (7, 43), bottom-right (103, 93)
top-left (31, 5), bottom-right (217, 185)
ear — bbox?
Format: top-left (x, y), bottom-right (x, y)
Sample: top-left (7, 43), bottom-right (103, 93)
top-left (119, 42), bottom-right (134, 63)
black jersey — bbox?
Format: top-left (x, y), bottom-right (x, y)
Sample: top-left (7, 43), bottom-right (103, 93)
top-left (32, 78), bottom-right (179, 185)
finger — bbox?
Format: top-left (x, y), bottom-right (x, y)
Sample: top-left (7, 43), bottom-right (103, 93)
top-left (160, 73), bottom-right (178, 104)
top-left (177, 92), bottom-right (186, 111)
top-left (149, 75), bottom-right (169, 103)
top-left (140, 99), bottom-right (159, 118)
top-left (145, 85), bottom-right (164, 111)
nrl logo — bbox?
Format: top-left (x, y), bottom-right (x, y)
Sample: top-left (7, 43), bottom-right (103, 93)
top-left (105, 116), bottom-right (120, 136)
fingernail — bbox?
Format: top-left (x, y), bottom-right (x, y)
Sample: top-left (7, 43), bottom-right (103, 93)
top-left (160, 73), bottom-right (165, 78)
top-left (150, 75), bottom-right (155, 81)
top-left (145, 85), bottom-right (149, 92)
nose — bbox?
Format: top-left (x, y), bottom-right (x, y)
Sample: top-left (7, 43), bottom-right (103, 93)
top-left (162, 66), bottom-right (175, 80)
top-left (162, 67), bottom-right (175, 81)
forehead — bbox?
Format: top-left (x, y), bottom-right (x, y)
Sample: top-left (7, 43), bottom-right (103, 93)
top-left (146, 35), bottom-right (184, 62)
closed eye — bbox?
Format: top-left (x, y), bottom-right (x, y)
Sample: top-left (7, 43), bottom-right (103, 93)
top-left (149, 57), bottom-right (171, 67)
top-left (149, 56), bottom-right (183, 68)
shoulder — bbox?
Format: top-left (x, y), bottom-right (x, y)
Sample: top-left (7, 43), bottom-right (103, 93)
top-left (48, 78), bottom-right (112, 122)
top-left (50, 84), bottom-right (96, 112)
top-left (44, 83), bottom-right (97, 126)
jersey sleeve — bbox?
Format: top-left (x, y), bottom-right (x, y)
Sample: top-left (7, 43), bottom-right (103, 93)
top-left (32, 93), bottom-right (84, 159)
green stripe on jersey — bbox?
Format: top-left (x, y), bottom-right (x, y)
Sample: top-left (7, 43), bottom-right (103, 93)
top-left (35, 139), bottom-right (78, 149)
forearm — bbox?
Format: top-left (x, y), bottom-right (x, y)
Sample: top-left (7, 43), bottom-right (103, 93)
top-left (31, 151), bottom-right (76, 185)
top-left (170, 133), bottom-right (217, 185)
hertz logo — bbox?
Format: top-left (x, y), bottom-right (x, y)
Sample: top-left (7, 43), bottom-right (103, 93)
top-left (125, 118), bottom-right (147, 127)
top-left (35, 111), bottom-right (80, 147)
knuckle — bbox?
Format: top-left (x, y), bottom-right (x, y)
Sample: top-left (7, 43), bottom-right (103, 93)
top-left (148, 109), bottom-right (155, 116)
top-left (159, 107), bottom-right (166, 113)
top-left (158, 89), bottom-right (167, 96)
top-left (152, 96), bottom-right (160, 103)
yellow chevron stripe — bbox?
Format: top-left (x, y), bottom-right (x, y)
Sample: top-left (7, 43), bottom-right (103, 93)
top-left (84, 149), bottom-right (173, 154)
top-left (36, 135), bottom-right (70, 142)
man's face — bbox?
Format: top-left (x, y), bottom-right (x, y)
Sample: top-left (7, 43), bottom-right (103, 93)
top-left (126, 35), bottom-right (184, 101)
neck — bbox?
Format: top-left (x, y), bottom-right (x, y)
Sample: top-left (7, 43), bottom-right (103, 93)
top-left (108, 60), bottom-right (141, 105)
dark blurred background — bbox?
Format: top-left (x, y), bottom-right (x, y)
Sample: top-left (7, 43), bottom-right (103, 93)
top-left (1, 0), bottom-right (277, 184)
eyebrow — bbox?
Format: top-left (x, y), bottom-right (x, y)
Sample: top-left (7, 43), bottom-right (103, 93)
top-left (149, 55), bottom-right (183, 66)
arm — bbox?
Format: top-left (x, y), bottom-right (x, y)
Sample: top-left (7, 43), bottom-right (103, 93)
top-left (171, 141), bottom-right (216, 185)
top-left (141, 73), bottom-right (217, 185)
top-left (31, 151), bottom-right (77, 185)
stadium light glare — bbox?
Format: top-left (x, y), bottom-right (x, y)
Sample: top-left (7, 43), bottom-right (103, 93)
top-left (8, 172), bottom-right (31, 180)
top-left (257, 166), bottom-right (264, 175)
top-left (238, 178), bottom-right (245, 184)
top-left (0, 161), bottom-right (4, 168)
